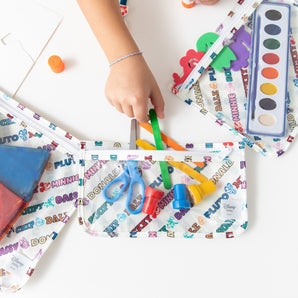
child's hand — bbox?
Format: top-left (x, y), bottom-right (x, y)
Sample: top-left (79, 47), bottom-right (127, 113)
top-left (105, 54), bottom-right (165, 123)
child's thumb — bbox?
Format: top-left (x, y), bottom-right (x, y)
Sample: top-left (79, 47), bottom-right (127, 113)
top-left (151, 86), bottom-right (165, 119)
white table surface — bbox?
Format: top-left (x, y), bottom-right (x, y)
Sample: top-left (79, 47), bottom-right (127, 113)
top-left (2, 0), bottom-right (298, 297)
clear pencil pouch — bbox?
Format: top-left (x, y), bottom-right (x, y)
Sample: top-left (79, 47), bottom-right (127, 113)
top-left (0, 91), bottom-right (80, 292)
top-left (171, 0), bottom-right (298, 158)
top-left (77, 141), bottom-right (247, 239)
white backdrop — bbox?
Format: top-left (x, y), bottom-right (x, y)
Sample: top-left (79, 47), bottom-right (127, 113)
top-left (1, 0), bottom-right (298, 297)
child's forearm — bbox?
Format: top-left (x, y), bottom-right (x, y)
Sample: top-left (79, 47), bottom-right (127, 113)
top-left (77, 0), bottom-right (139, 63)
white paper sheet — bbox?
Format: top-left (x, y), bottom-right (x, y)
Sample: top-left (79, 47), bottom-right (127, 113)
top-left (0, 0), bottom-right (62, 96)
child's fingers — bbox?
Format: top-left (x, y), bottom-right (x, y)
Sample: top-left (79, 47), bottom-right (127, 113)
top-left (150, 85), bottom-right (165, 119)
top-left (122, 104), bottom-right (134, 118)
top-left (113, 102), bottom-right (124, 114)
top-left (133, 101), bottom-right (149, 123)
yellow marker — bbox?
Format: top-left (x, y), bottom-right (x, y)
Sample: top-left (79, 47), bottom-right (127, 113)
top-left (136, 139), bottom-right (208, 184)
top-left (187, 182), bottom-right (216, 205)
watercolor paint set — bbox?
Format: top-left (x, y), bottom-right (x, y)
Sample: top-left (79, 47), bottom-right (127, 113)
top-left (247, 2), bottom-right (291, 137)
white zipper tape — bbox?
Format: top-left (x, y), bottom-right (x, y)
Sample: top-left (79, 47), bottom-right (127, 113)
top-left (0, 91), bottom-right (81, 156)
top-left (82, 147), bottom-right (234, 162)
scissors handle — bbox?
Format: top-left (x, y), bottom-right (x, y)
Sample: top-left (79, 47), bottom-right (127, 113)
top-left (125, 161), bottom-right (146, 214)
top-left (103, 170), bottom-right (130, 203)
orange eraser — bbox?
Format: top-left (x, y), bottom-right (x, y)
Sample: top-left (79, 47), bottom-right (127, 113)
top-left (48, 55), bottom-right (65, 73)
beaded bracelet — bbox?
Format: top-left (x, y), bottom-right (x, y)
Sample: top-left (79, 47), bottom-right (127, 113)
top-left (109, 51), bottom-right (143, 67)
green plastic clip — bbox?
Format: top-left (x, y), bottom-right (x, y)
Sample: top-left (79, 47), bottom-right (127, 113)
top-left (149, 109), bottom-right (171, 190)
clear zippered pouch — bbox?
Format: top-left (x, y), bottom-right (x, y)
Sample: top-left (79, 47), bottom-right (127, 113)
top-left (77, 141), bottom-right (247, 239)
top-left (171, 0), bottom-right (298, 158)
top-left (0, 91), bottom-right (80, 293)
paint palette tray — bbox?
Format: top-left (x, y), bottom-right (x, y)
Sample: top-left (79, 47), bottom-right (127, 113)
top-left (0, 145), bottom-right (50, 241)
top-left (247, 2), bottom-right (291, 137)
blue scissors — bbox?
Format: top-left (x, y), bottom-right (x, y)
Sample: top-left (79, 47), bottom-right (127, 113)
top-left (103, 119), bottom-right (145, 214)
